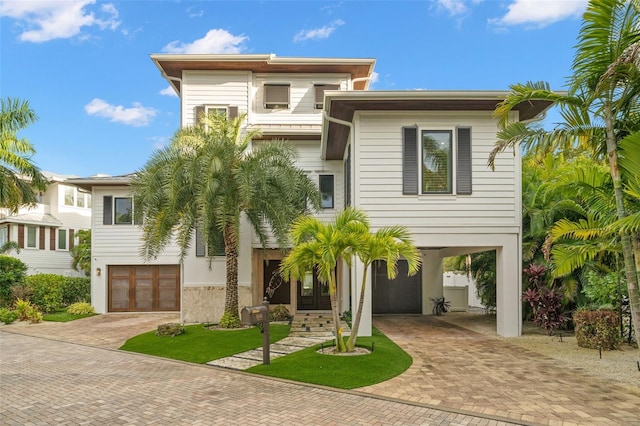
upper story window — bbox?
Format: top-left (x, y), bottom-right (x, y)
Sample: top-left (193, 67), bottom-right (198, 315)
top-left (195, 227), bottom-right (225, 257)
top-left (314, 84), bottom-right (340, 109)
top-left (319, 175), bottom-right (335, 209)
top-left (103, 196), bottom-right (137, 225)
top-left (195, 105), bottom-right (239, 128)
top-left (63, 186), bottom-right (91, 208)
top-left (0, 226), bottom-right (7, 246)
top-left (402, 126), bottom-right (472, 196)
top-left (264, 84), bottom-right (290, 110)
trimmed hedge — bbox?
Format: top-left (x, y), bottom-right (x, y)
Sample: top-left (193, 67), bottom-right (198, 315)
top-left (573, 309), bottom-right (621, 350)
top-left (61, 277), bottom-right (91, 305)
top-left (25, 274), bottom-right (65, 313)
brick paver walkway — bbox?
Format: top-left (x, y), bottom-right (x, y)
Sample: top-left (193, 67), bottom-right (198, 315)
top-left (359, 315), bottom-right (640, 426)
top-left (0, 331), bottom-right (516, 425)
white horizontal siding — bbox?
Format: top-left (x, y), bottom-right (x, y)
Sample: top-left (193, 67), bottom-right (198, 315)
top-left (353, 111), bottom-right (521, 232)
top-left (182, 71), bottom-right (250, 127)
top-left (251, 74), bottom-right (348, 125)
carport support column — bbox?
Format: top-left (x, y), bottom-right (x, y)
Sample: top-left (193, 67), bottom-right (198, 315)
top-left (496, 237), bottom-right (522, 337)
top-left (422, 250), bottom-right (443, 315)
top-left (351, 258), bottom-right (372, 337)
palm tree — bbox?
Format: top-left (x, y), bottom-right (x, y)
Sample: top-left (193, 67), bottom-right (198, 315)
top-left (280, 207), bottom-right (369, 352)
top-left (132, 111), bottom-right (320, 327)
top-left (0, 97), bottom-right (47, 212)
top-left (346, 224), bottom-right (420, 351)
top-left (490, 0), bottom-right (640, 344)
top-left (0, 241), bottom-right (20, 254)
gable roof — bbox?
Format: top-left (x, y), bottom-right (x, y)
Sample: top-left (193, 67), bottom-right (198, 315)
top-left (321, 90), bottom-right (557, 160)
top-left (65, 174), bottom-right (136, 192)
top-left (151, 53), bottom-right (376, 94)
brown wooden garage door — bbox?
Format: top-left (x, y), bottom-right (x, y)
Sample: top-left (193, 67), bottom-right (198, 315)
top-left (108, 265), bottom-right (180, 312)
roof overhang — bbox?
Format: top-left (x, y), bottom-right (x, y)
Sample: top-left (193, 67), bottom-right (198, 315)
top-left (65, 174), bottom-right (135, 192)
top-left (0, 213), bottom-right (63, 227)
top-left (321, 91), bottom-right (557, 160)
top-left (151, 53), bottom-right (376, 95)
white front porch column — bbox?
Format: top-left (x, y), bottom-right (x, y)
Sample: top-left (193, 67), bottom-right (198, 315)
top-left (422, 250), bottom-right (443, 315)
top-left (351, 258), bottom-right (372, 337)
top-left (496, 236), bottom-right (522, 337)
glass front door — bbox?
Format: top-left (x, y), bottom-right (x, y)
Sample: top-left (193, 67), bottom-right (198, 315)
top-left (297, 267), bottom-right (331, 310)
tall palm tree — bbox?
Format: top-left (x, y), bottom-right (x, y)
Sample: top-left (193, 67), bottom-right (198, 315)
top-left (0, 97), bottom-right (47, 212)
top-left (490, 0), bottom-right (640, 344)
top-left (132, 112), bottom-right (320, 327)
top-left (280, 207), bottom-right (369, 352)
top-left (346, 224), bottom-right (420, 351)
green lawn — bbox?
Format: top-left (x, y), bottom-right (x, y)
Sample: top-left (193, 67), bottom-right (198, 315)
top-left (120, 324), bottom-right (291, 364)
top-left (248, 328), bottom-right (412, 389)
top-left (43, 310), bottom-right (96, 322)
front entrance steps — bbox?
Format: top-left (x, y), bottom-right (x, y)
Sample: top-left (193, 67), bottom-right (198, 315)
top-left (289, 312), bottom-right (351, 338)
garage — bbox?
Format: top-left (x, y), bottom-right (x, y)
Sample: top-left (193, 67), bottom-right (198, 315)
top-left (108, 265), bottom-right (180, 312)
top-left (372, 260), bottom-right (422, 314)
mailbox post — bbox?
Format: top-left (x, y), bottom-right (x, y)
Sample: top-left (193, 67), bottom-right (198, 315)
top-left (240, 297), bottom-right (270, 365)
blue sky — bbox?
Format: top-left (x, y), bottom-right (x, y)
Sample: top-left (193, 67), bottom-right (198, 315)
top-left (1, 0), bottom-right (587, 177)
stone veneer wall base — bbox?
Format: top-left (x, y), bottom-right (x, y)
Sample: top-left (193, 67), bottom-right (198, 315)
top-left (182, 286), bottom-right (253, 324)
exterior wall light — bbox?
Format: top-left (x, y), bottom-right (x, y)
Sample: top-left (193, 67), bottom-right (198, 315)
top-left (96, 267), bottom-right (101, 276)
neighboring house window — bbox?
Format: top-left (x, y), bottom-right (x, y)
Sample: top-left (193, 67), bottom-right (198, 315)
top-left (64, 186), bottom-right (75, 206)
top-left (26, 226), bottom-right (37, 248)
top-left (422, 130), bottom-right (452, 194)
top-left (402, 126), bottom-right (472, 196)
top-left (195, 228), bottom-right (225, 257)
top-left (76, 193), bottom-right (85, 208)
top-left (0, 226), bottom-right (7, 246)
top-left (194, 105), bottom-right (239, 128)
top-left (319, 175), bottom-right (335, 209)
top-left (87, 194), bottom-right (92, 208)
top-left (264, 84), bottom-right (290, 109)
top-left (58, 229), bottom-right (67, 250)
top-left (314, 84), bottom-right (340, 109)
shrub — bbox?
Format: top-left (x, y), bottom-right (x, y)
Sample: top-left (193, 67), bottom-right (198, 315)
top-left (156, 322), bottom-right (184, 337)
top-left (14, 298), bottom-right (33, 321)
top-left (430, 297), bottom-right (451, 315)
top-left (270, 304), bottom-right (292, 322)
top-left (582, 271), bottom-right (627, 307)
top-left (0, 308), bottom-right (18, 324)
top-left (522, 263), bottom-right (569, 335)
top-left (218, 311), bottom-right (242, 328)
top-left (61, 277), bottom-right (91, 305)
top-left (67, 302), bottom-right (95, 315)
top-left (0, 255), bottom-right (27, 307)
top-left (573, 309), bottom-right (622, 350)
top-left (27, 306), bottom-right (43, 323)
top-left (25, 274), bottom-right (65, 313)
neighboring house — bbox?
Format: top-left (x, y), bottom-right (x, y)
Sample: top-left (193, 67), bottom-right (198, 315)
top-left (69, 54), bottom-right (552, 337)
top-left (0, 171), bottom-right (92, 276)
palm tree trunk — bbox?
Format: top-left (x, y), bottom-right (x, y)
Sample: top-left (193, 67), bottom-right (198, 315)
top-left (223, 223), bottom-right (240, 326)
top-left (605, 102), bottom-right (640, 344)
top-left (346, 265), bottom-right (368, 352)
top-left (329, 269), bottom-right (346, 352)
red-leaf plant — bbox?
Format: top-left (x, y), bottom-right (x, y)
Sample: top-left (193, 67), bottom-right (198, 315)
top-left (522, 263), bottom-right (569, 335)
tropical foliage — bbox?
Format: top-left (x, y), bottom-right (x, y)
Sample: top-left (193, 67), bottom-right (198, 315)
top-left (0, 97), bottom-right (47, 212)
top-left (70, 229), bottom-right (91, 276)
top-left (491, 0), bottom-right (640, 341)
top-left (132, 111), bottom-right (319, 327)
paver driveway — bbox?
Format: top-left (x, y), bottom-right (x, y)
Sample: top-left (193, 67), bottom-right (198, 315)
top-left (0, 331), bottom-right (515, 426)
top-left (361, 315), bottom-right (640, 426)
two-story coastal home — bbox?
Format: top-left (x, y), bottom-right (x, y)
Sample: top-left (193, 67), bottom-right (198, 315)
top-left (0, 171), bottom-right (92, 276)
top-left (70, 54), bottom-right (552, 337)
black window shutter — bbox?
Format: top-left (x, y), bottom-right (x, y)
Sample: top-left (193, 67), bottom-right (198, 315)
top-left (228, 106), bottom-right (238, 120)
top-left (456, 127), bottom-right (472, 195)
top-left (195, 228), bottom-right (205, 257)
top-left (103, 196), bottom-right (112, 225)
top-left (402, 126), bottom-right (419, 195)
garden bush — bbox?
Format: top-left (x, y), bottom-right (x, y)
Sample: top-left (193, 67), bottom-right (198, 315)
top-left (0, 255), bottom-right (27, 307)
top-left (156, 322), bottom-right (184, 337)
top-left (61, 277), bottom-right (91, 305)
top-left (0, 307), bottom-right (18, 324)
top-left (25, 274), bottom-right (65, 313)
top-left (573, 309), bottom-right (621, 350)
top-left (270, 304), bottom-right (292, 322)
top-left (67, 302), bottom-right (95, 315)
top-left (13, 299), bottom-right (42, 323)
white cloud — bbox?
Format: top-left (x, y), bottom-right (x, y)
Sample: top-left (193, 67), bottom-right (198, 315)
top-left (294, 19), bottom-right (345, 42)
top-left (162, 29), bottom-right (248, 54)
top-left (491, 0), bottom-right (587, 28)
top-left (0, 0), bottom-right (120, 42)
top-left (160, 86), bottom-right (178, 97)
top-left (370, 72), bottom-right (379, 84)
top-left (436, 0), bottom-right (468, 16)
top-left (84, 98), bottom-right (157, 127)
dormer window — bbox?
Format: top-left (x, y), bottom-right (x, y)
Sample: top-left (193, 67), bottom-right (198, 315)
top-left (264, 84), bottom-right (290, 109)
top-left (314, 84), bottom-right (340, 109)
